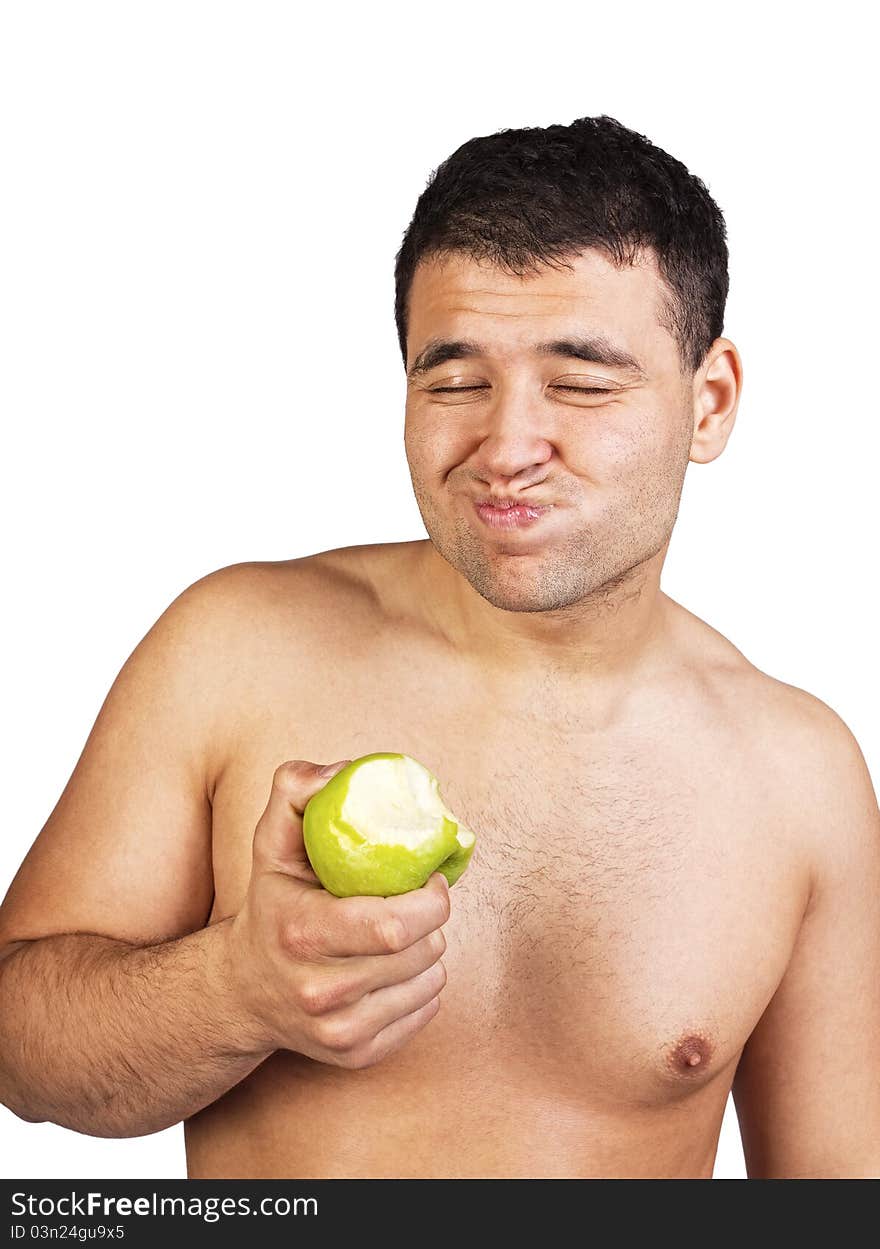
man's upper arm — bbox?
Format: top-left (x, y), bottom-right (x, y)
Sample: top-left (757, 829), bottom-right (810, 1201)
top-left (0, 564), bottom-right (251, 954)
top-left (732, 694), bottom-right (880, 1178)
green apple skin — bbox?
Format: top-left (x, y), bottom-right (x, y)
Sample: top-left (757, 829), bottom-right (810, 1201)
top-left (302, 752), bottom-right (475, 898)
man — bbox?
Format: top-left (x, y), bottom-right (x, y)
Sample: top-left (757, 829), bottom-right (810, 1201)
top-left (0, 115), bottom-right (877, 1179)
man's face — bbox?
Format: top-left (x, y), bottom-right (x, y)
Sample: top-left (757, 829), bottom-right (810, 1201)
top-left (403, 247), bottom-right (697, 614)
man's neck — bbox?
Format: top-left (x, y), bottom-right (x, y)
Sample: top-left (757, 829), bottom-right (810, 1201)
top-left (414, 539), bottom-right (677, 722)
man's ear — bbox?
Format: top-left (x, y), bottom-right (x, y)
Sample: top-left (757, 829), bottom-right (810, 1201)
top-left (689, 338), bottom-right (744, 464)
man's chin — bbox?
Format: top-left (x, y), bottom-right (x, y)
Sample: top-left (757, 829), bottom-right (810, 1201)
top-left (463, 566), bottom-right (586, 615)
top-left (425, 532), bottom-right (589, 613)
top-left (477, 592), bottom-right (559, 614)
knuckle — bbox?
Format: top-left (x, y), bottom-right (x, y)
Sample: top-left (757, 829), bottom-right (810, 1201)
top-left (281, 899), bottom-right (331, 961)
top-left (297, 978), bottom-right (332, 1016)
top-left (316, 1015), bottom-right (358, 1054)
top-left (301, 974), bottom-right (356, 1016)
top-left (279, 920), bottom-right (301, 955)
top-left (376, 912), bottom-right (409, 953)
top-left (272, 760), bottom-right (307, 797)
top-left (280, 919), bottom-right (311, 958)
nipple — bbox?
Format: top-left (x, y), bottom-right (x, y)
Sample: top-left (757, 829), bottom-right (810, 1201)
top-left (669, 1033), bottom-right (714, 1075)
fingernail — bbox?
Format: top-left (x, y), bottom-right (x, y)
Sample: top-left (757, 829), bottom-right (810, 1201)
top-left (318, 760), bottom-right (350, 777)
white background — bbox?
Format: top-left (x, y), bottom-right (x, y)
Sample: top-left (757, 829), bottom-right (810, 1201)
top-left (1, 1), bottom-right (876, 1180)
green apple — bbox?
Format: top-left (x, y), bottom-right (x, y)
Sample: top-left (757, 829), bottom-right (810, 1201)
top-left (303, 752), bottom-right (476, 898)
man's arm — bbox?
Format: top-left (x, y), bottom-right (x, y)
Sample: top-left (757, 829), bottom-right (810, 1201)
top-left (0, 561), bottom-right (450, 1137)
top-left (0, 923), bottom-right (272, 1136)
top-left (0, 564), bottom-right (271, 1135)
top-left (732, 696), bottom-right (880, 1178)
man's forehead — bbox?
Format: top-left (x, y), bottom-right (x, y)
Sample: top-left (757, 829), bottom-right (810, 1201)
top-left (407, 248), bottom-right (669, 364)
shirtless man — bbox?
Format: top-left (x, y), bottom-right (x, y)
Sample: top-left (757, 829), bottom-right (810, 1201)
top-left (1, 115), bottom-right (878, 1179)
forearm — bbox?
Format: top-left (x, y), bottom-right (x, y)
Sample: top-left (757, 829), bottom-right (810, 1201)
top-left (0, 920), bottom-right (275, 1137)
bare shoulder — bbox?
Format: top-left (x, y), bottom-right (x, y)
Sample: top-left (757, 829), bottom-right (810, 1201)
top-left (183, 541), bottom-right (402, 691)
top-left (672, 599), bottom-right (879, 887)
top-left (190, 542), bottom-right (390, 627)
top-left (750, 671), bottom-right (880, 893)
top-left (669, 598), bottom-right (862, 745)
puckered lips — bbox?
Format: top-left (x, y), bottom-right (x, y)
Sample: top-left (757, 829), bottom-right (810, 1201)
top-left (471, 493), bottom-right (554, 531)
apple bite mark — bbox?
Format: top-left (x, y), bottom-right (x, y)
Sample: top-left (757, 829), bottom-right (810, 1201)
top-left (344, 755), bottom-right (460, 849)
top-left (302, 753), bottom-right (476, 898)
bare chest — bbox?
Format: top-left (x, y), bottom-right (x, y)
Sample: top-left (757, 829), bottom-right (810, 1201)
top-left (209, 638), bottom-right (807, 1110)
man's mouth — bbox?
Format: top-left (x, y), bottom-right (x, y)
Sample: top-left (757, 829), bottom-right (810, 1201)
top-left (472, 499), bottom-right (552, 530)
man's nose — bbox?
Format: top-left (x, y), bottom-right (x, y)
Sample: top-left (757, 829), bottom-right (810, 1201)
top-left (471, 388), bottom-right (554, 480)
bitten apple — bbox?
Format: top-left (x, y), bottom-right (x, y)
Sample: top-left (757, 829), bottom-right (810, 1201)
top-left (303, 752), bottom-right (476, 897)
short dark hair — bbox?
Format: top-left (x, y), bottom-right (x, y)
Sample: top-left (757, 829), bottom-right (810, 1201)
top-left (394, 114), bottom-right (729, 377)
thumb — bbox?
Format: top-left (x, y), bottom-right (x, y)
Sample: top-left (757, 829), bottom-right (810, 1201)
top-left (251, 758), bottom-right (352, 880)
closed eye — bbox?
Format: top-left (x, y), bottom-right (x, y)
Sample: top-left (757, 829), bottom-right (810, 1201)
top-left (429, 385), bottom-right (613, 395)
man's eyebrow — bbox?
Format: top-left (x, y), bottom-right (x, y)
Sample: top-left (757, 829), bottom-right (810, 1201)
top-left (407, 335), bottom-right (648, 381)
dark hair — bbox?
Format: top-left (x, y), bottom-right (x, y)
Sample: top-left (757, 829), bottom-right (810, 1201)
top-left (393, 114), bottom-right (729, 377)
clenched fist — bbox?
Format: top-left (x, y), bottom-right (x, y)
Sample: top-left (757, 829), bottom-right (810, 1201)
top-left (225, 760), bottom-right (451, 1069)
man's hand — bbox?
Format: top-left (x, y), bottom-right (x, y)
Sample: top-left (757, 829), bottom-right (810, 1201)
top-left (225, 760), bottom-right (451, 1069)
